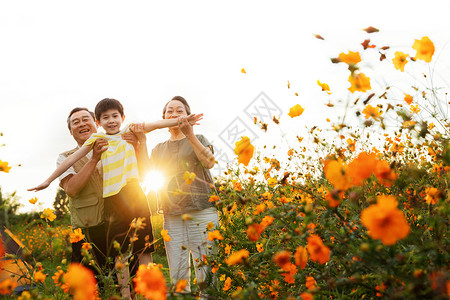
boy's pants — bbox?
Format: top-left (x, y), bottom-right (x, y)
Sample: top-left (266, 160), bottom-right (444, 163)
top-left (163, 207), bottom-right (219, 292)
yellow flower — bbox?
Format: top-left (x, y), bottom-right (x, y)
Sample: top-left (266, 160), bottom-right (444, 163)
top-left (29, 197), bottom-right (38, 204)
top-left (206, 222), bottom-right (214, 231)
top-left (34, 270), bottom-right (47, 283)
top-left (392, 51), bottom-right (409, 71)
top-left (338, 51), bottom-right (361, 65)
top-left (288, 104), bottom-right (305, 118)
top-left (348, 73), bottom-right (371, 93)
top-left (424, 187), bottom-right (440, 205)
top-left (69, 228), bottom-right (85, 244)
top-left (0, 160), bottom-right (11, 173)
top-left (317, 80), bottom-right (331, 94)
top-left (241, 68), bottom-right (246, 74)
top-left (225, 249), bottom-right (249, 265)
top-left (362, 104), bottom-right (382, 121)
top-left (161, 229), bottom-right (171, 242)
top-left (183, 171), bottom-right (196, 184)
top-left (40, 208), bottom-right (56, 222)
top-left (207, 230), bottom-right (224, 241)
top-left (234, 136), bottom-right (255, 166)
top-left (361, 195), bottom-right (410, 245)
top-left (412, 36), bottom-right (435, 62)
top-left (256, 243), bottom-right (264, 252)
top-left (410, 104), bottom-right (421, 114)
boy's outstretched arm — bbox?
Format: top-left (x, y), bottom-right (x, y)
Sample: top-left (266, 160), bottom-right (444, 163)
top-left (28, 145), bottom-right (92, 192)
top-left (143, 113), bottom-right (203, 133)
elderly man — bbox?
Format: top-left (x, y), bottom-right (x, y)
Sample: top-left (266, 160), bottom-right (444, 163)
top-left (58, 107), bottom-right (108, 266)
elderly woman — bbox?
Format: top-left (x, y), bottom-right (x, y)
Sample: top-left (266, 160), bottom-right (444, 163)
top-left (131, 96), bottom-right (218, 293)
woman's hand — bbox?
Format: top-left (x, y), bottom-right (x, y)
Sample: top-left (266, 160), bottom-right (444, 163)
top-left (28, 180), bottom-right (50, 192)
top-left (179, 116), bottom-right (195, 137)
top-left (186, 113), bottom-right (203, 126)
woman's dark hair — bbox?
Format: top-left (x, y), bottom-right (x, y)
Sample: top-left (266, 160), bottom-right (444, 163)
top-left (95, 98), bottom-right (124, 121)
top-left (162, 96), bottom-right (191, 119)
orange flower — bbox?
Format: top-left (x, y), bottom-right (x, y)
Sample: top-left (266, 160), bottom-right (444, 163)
top-left (338, 51), bottom-right (361, 65)
top-left (325, 190), bottom-right (341, 208)
top-left (317, 80), bottom-right (331, 94)
top-left (294, 246), bottom-right (308, 269)
top-left (410, 104), bottom-right (420, 114)
top-left (301, 292), bottom-right (313, 300)
top-left (246, 223), bottom-right (264, 241)
top-left (404, 94), bottom-right (413, 105)
top-left (374, 160), bottom-right (397, 186)
top-left (306, 234), bottom-right (331, 264)
top-left (223, 277), bottom-right (232, 291)
top-left (281, 263), bottom-right (297, 284)
top-left (40, 208), bottom-right (56, 222)
top-left (133, 264), bottom-right (167, 300)
top-left (161, 229), bottom-right (171, 242)
top-left (347, 152), bottom-right (378, 186)
top-left (0, 279), bottom-right (17, 295)
top-left (288, 104), bottom-right (305, 118)
top-left (82, 242), bottom-right (91, 251)
top-left (207, 230), bottom-right (224, 241)
top-left (324, 159), bottom-right (352, 191)
top-left (305, 276), bottom-right (317, 290)
top-left (175, 279), bottom-right (187, 293)
top-left (424, 187), bottom-right (440, 205)
top-left (52, 269), bottom-right (69, 292)
top-left (34, 270), bottom-right (47, 283)
top-left (256, 243), bottom-right (264, 253)
top-left (28, 197), bottom-right (38, 204)
top-left (0, 237), bottom-right (5, 259)
top-left (225, 249), bottom-right (249, 265)
top-left (348, 73), bottom-right (371, 93)
top-left (0, 160), bottom-right (11, 173)
top-left (260, 215), bottom-right (274, 228)
top-left (392, 51), bottom-right (409, 71)
top-left (234, 136), bottom-right (255, 166)
top-left (183, 171), bottom-right (196, 184)
top-left (69, 228), bottom-right (85, 244)
top-left (253, 203), bottom-right (266, 215)
top-left (362, 104), bottom-right (382, 121)
top-left (209, 195), bottom-right (219, 202)
top-left (412, 36), bottom-right (435, 62)
top-left (64, 263), bottom-right (98, 300)
top-left (361, 195), bottom-right (410, 245)
top-left (273, 250), bottom-right (292, 271)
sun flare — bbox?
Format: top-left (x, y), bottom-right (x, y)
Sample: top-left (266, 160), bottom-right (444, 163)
top-left (142, 170), bottom-right (165, 191)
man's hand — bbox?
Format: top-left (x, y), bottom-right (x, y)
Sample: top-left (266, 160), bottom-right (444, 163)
top-left (92, 139), bottom-right (108, 161)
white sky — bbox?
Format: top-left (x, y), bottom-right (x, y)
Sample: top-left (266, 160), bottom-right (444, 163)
top-left (1, 0), bottom-right (449, 213)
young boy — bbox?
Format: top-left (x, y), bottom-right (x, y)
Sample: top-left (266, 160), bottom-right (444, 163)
top-left (29, 98), bottom-right (202, 297)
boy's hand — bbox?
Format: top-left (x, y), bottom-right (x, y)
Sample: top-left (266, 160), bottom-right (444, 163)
top-left (187, 113), bottom-right (203, 126)
top-left (28, 180), bottom-right (50, 192)
top-left (123, 123), bottom-right (146, 146)
top-left (92, 139), bottom-right (108, 161)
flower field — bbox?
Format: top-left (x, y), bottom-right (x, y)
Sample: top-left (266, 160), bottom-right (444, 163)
top-left (1, 29), bottom-right (449, 299)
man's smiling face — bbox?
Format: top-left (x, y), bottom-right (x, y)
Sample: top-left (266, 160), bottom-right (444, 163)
top-left (69, 110), bottom-right (97, 146)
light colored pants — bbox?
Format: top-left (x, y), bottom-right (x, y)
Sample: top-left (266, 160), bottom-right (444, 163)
top-left (163, 207), bottom-right (219, 292)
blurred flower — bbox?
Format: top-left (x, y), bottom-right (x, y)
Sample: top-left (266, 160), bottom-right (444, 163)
top-left (361, 195), bottom-right (410, 245)
top-left (64, 263), bottom-right (97, 300)
top-left (410, 104), bottom-right (421, 114)
top-left (183, 171), bottom-right (196, 184)
top-left (347, 152), bottom-right (378, 186)
top-left (161, 229), bottom-right (171, 242)
top-left (301, 292), bottom-right (313, 300)
top-left (348, 73), bottom-right (371, 93)
top-left (241, 68), bottom-right (246, 74)
top-left (338, 51), bottom-right (361, 65)
top-left (40, 208), bottom-right (56, 222)
top-left (209, 195), bottom-right (219, 202)
top-left (225, 249), bottom-right (249, 265)
top-left (288, 104), bottom-right (305, 118)
top-left (294, 246), bottom-right (308, 269)
top-left (281, 263), bottom-right (297, 284)
top-left (82, 242), bottom-right (91, 251)
top-left (0, 279), bottom-right (17, 295)
top-left (325, 190), bottom-right (341, 208)
top-left (34, 270), bottom-right (47, 283)
top-left (0, 237), bottom-right (5, 259)
top-left (28, 197), bottom-right (38, 204)
top-left (69, 228), bottom-right (85, 244)
top-left (253, 203), bottom-right (266, 215)
top-left (234, 136), bottom-right (255, 166)
top-left (206, 222), bottom-right (214, 231)
top-left (246, 223), bottom-right (264, 241)
top-left (374, 160), bottom-right (397, 186)
top-left (362, 104), bottom-right (382, 121)
top-left (317, 80), bottom-right (331, 94)
top-left (223, 277), bottom-right (232, 291)
top-left (256, 243), bottom-right (264, 252)
top-left (133, 264), bottom-right (167, 300)
top-left (207, 230), bottom-right (224, 241)
top-left (0, 160), bottom-right (11, 173)
top-left (393, 51), bottom-right (409, 71)
top-left (424, 187), bottom-right (440, 205)
top-left (307, 234), bottom-right (331, 264)
top-left (305, 276), bottom-right (317, 290)
top-left (324, 159), bottom-right (352, 191)
top-left (412, 36), bottom-right (435, 62)
top-left (131, 217), bottom-right (147, 230)
top-left (404, 94), bottom-right (413, 105)
top-left (273, 250), bottom-right (292, 271)
top-left (260, 215), bottom-right (274, 228)
top-left (175, 279), bottom-right (187, 293)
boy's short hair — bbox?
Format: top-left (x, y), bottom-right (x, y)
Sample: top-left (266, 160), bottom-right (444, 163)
top-left (95, 98), bottom-right (124, 120)
top-left (162, 96), bottom-right (191, 118)
top-left (67, 107), bottom-right (95, 130)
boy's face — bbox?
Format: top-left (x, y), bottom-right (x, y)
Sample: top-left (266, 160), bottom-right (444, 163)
top-left (96, 109), bottom-right (125, 134)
